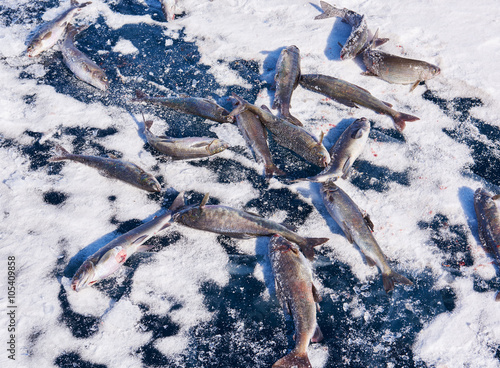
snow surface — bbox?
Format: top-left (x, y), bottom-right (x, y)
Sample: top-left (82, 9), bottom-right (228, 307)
top-left (1, 0), bottom-right (500, 367)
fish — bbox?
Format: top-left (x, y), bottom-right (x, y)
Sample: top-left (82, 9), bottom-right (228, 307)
top-left (362, 31), bottom-right (441, 91)
top-left (60, 24), bottom-right (109, 91)
top-left (272, 45), bottom-right (303, 126)
top-left (49, 144), bottom-right (161, 192)
top-left (71, 209), bottom-right (174, 291)
top-left (229, 94), bottom-right (330, 168)
top-left (143, 117), bottom-right (229, 159)
top-left (160, 0), bottom-right (178, 21)
top-left (26, 0), bottom-right (91, 57)
top-left (473, 188), bottom-right (500, 301)
top-left (132, 90), bottom-right (233, 124)
top-left (314, 1), bottom-right (368, 60)
top-left (269, 235), bottom-right (323, 368)
top-left (172, 193), bottom-right (329, 261)
top-left (302, 117), bottom-right (370, 183)
top-left (230, 99), bottom-right (285, 177)
top-left (321, 181), bottom-right (412, 292)
top-left (299, 73), bottom-right (419, 132)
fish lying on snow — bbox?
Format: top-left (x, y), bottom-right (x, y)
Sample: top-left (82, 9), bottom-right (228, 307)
top-left (49, 144), bottom-right (161, 192)
top-left (230, 94), bottom-right (330, 168)
top-left (321, 181), bottom-right (412, 292)
top-left (362, 31), bottom-right (441, 91)
top-left (269, 235), bottom-right (323, 368)
top-left (230, 98), bottom-right (285, 178)
top-left (171, 193), bottom-right (329, 261)
top-left (299, 73), bottom-right (419, 132)
top-left (61, 24), bottom-right (109, 91)
top-left (474, 188), bottom-right (500, 301)
top-left (299, 117), bottom-right (370, 183)
top-left (71, 205), bottom-right (178, 291)
top-left (315, 1), bottom-right (369, 60)
top-left (132, 90), bottom-right (233, 124)
top-left (143, 117), bottom-right (229, 159)
top-left (26, 0), bottom-right (91, 57)
top-left (273, 45), bottom-right (303, 126)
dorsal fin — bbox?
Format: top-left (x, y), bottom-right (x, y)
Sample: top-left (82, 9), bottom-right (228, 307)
top-left (169, 191), bottom-right (186, 212)
top-left (318, 131), bottom-right (325, 145)
top-left (200, 193), bottom-right (210, 208)
top-left (141, 112), bottom-right (154, 130)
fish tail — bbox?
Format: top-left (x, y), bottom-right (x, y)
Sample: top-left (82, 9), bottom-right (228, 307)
top-left (273, 350), bottom-right (312, 368)
top-left (132, 89), bottom-right (148, 102)
top-left (265, 164), bottom-right (286, 178)
top-left (283, 112), bottom-right (304, 127)
top-left (314, 1), bottom-right (344, 20)
top-left (382, 270), bottom-right (413, 293)
top-left (49, 144), bottom-right (72, 162)
top-left (300, 237), bottom-right (329, 261)
top-left (392, 111), bottom-right (420, 132)
top-left (495, 291), bottom-right (500, 302)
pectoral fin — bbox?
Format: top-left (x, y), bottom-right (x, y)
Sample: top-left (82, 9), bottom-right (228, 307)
top-left (312, 284), bottom-right (322, 303)
top-left (363, 213), bottom-right (374, 232)
top-left (410, 80), bottom-right (421, 92)
top-left (200, 193), bottom-right (210, 208)
top-left (365, 255), bottom-right (377, 267)
top-left (169, 191), bottom-right (186, 212)
top-left (341, 221), bottom-right (354, 243)
top-left (131, 235), bottom-right (149, 245)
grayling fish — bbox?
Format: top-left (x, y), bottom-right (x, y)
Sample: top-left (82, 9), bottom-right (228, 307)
top-left (160, 0), bottom-right (178, 21)
top-left (230, 94), bottom-right (330, 168)
top-left (71, 208), bottom-right (176, 291)
top-left (61, 24), bottom-right (109, 91)
top-left (474, 188), bottom-right (500, 302)
top-left (132, 90), bottom-right (233, 124)
top-left (315, 1), bottom-right (368, 60)
top-left (362, 31), bottom-right (440, 91)
top-left (321, 181), bottom-right (412, 292)
top-left (230, 99), bottom-right (285, 177)
top-left (49, 144), bottom-right (161, 192)
top-left (143, 118), bottom-right (228, 159)
top-left (303, 117), bottom-right (370, 182)
top-left (269, 235), bottom-right (323, 368)
top-left (272, 45), bottom-right (303, 126)
top-left (299, 73), bottom-right (419, 132)
top-left (26, 0), bottom-right (91, 57)
top-left (172, 193), bottom-right (329, 260)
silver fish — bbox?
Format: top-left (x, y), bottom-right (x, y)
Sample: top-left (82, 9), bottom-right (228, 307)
top-left (160, 0), bottom-right (178, 21)
top-left (61, 24), bottom-right (109, 91)
top-left (143, 118), bottom-right (229, 159)
top-left (172, 193), bottom-right (329, 260)
top-left (132, 90), bottom-right (233, 124)
top-left (26, 0), bottom-right (91, 57)
top-left (269, 235), bottom-right (323, 368)
top-left (315, 1), bottom-right (368, 60)
top-left (299, 73), bottom-right (419, 132)
top-left (272, 45), bottom-right (303, 126)
top-left (321, 181), bottom-right (412, 292)
top-left (49, 144), bottom-right (161, 192)
top-left (230, 94), bottom-right (330, 168)
top-left (230, 99), bottom-right (285, 177)
top-left (474, 188), bottom-right (500, 302)
top-left (304, 117), bottom-right (370, 182)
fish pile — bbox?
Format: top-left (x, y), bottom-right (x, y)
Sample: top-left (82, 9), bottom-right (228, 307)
top-left (25, 1), bottom-right (497, 367)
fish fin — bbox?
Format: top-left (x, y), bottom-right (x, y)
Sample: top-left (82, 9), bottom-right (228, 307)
top-left (337, 41), bottom-right (344, 49)
top-left (244, 210), bottom-right (263, 217)
top-left (264, 164), bottom-right (286, 178)
top-left (373, 38), bottom-right (389, 48)
top-left (314, 1), bottom-right (343, 20)
top-left (285, 113), bottom-right (304, 127)
top-left (365, 255), bottom-right (377, 267)
top-left (49, 144), bottom-right (72, 161)
top-left (392, 112), bottom-right (420, 132)
top-left (260, 105), bottom-right (273, 113)
top-left (341, 157), bottom-right (352, 178)
top-left (228, 97), bottom-right (247, 118)
top-left (137, 242), bottom-right (156, 252)
top-left (169, 191), bottom-right (186, 212)
top-left (300, 237), bottom-right (329, 261)
top-left (318, 131), bottom-right (325, 145)
top-left (382, 270), bottom-right (413, 293)
top-left (107, 153), bottom-right (118, 159)
top-left (131, 234), bottom-right (149, 245)
top-left (312, 284), bottom-right (322, 303)
top-left (492, 194), bottom-right (500, 200)
top-left (134, 89), bottom-right (148, 101)
top-left (382, 101), bottom-right (393, 108)
top-left (333, 97), bottom-right (358, 108)
top-left (273, 350), bottom-right (312, 368)
top-left (200, 193), bottom-right (210, 208)
top-left (363, 213), bottom-right (374, 232)
top-left (141, 112), bottom-right (154, 130)
top-left (280, 222), bottom-right (297, 232)
top-left (311, 324), bottom-right (324, 343)
top-left (361, 71), bottom-right (377, 77)
top-left (341, 222), bottom-right (355, 244)
top-left (410, 80), bottom-right (421, 92)
top-left (496, 291), bottom-right (500, 302)
top-left (42, 31), bottom-right (53, 41)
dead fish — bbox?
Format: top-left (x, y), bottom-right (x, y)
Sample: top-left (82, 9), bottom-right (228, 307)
top-left (321, 181), bottom-right (412, 292)
top-left (26, 0), bottom-right (91, 57)
top-left (49, 144), bottom-right (161, 192)
top-left (61, 24), bottom-right (109, 91)
top-left (171, 193), bottom-right (329, 260)
top-left (143, 117), bottom-right (228, 159)
top-left (362, 31), bottom-right (440, 91)
top-left (132, 90), bottom-right (233, 124)
top-left (474, 188), bottom-right (500, 302)
top-left (315, 1), bottom-right (368, 60)
top-left (230, 99), bottom-right (285, 178)
top-left (229, 94), bottom-right (330, 168)
top-left (299, 73), bottom-right (419, 132)
top-left (269, 235), bottom-right (323, 368)
top-left (160, 0), bottom-right (178, 21)
top-left (302, 117), bottom-right (370, 182)
top-left (272, 45), bottom-right (303, 126)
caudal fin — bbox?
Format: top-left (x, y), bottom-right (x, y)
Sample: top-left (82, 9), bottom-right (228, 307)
top-left (314, 1), bottom-right (343, 20)
top-left (392, 112), bottom-right (419, 132)
top-left (299, 237), bottom-right (329, 261)
top-left (265, 164), bottom-right (286, 178)
top-left (382, 270), bottom-right (413, 293)
top-left (273, 350), bottom-right (312, 368)
top-left (49, 144), bottom-right (72, 162)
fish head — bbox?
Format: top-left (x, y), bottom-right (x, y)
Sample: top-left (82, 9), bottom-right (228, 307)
top-left (350, 117), bottom-right (370, 139)
top-left (320, 180), bottom-right (340, 198)
top-left (141, 174), bottom-right (162, 192)
top-left (269, 234), bottom-right (300, 256)
top-left (92, 70), bottom-right (110, 91)
top-left (207, 139), bottom-right (229, 154)
top-left (429, 65), bottom-right (441, 77)
top-left (71, 261), bottom-right (97, 292)
top-left (313, 145), bottom-right (331, 168)
top-left (26, 41), bottom-right (42, 57)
